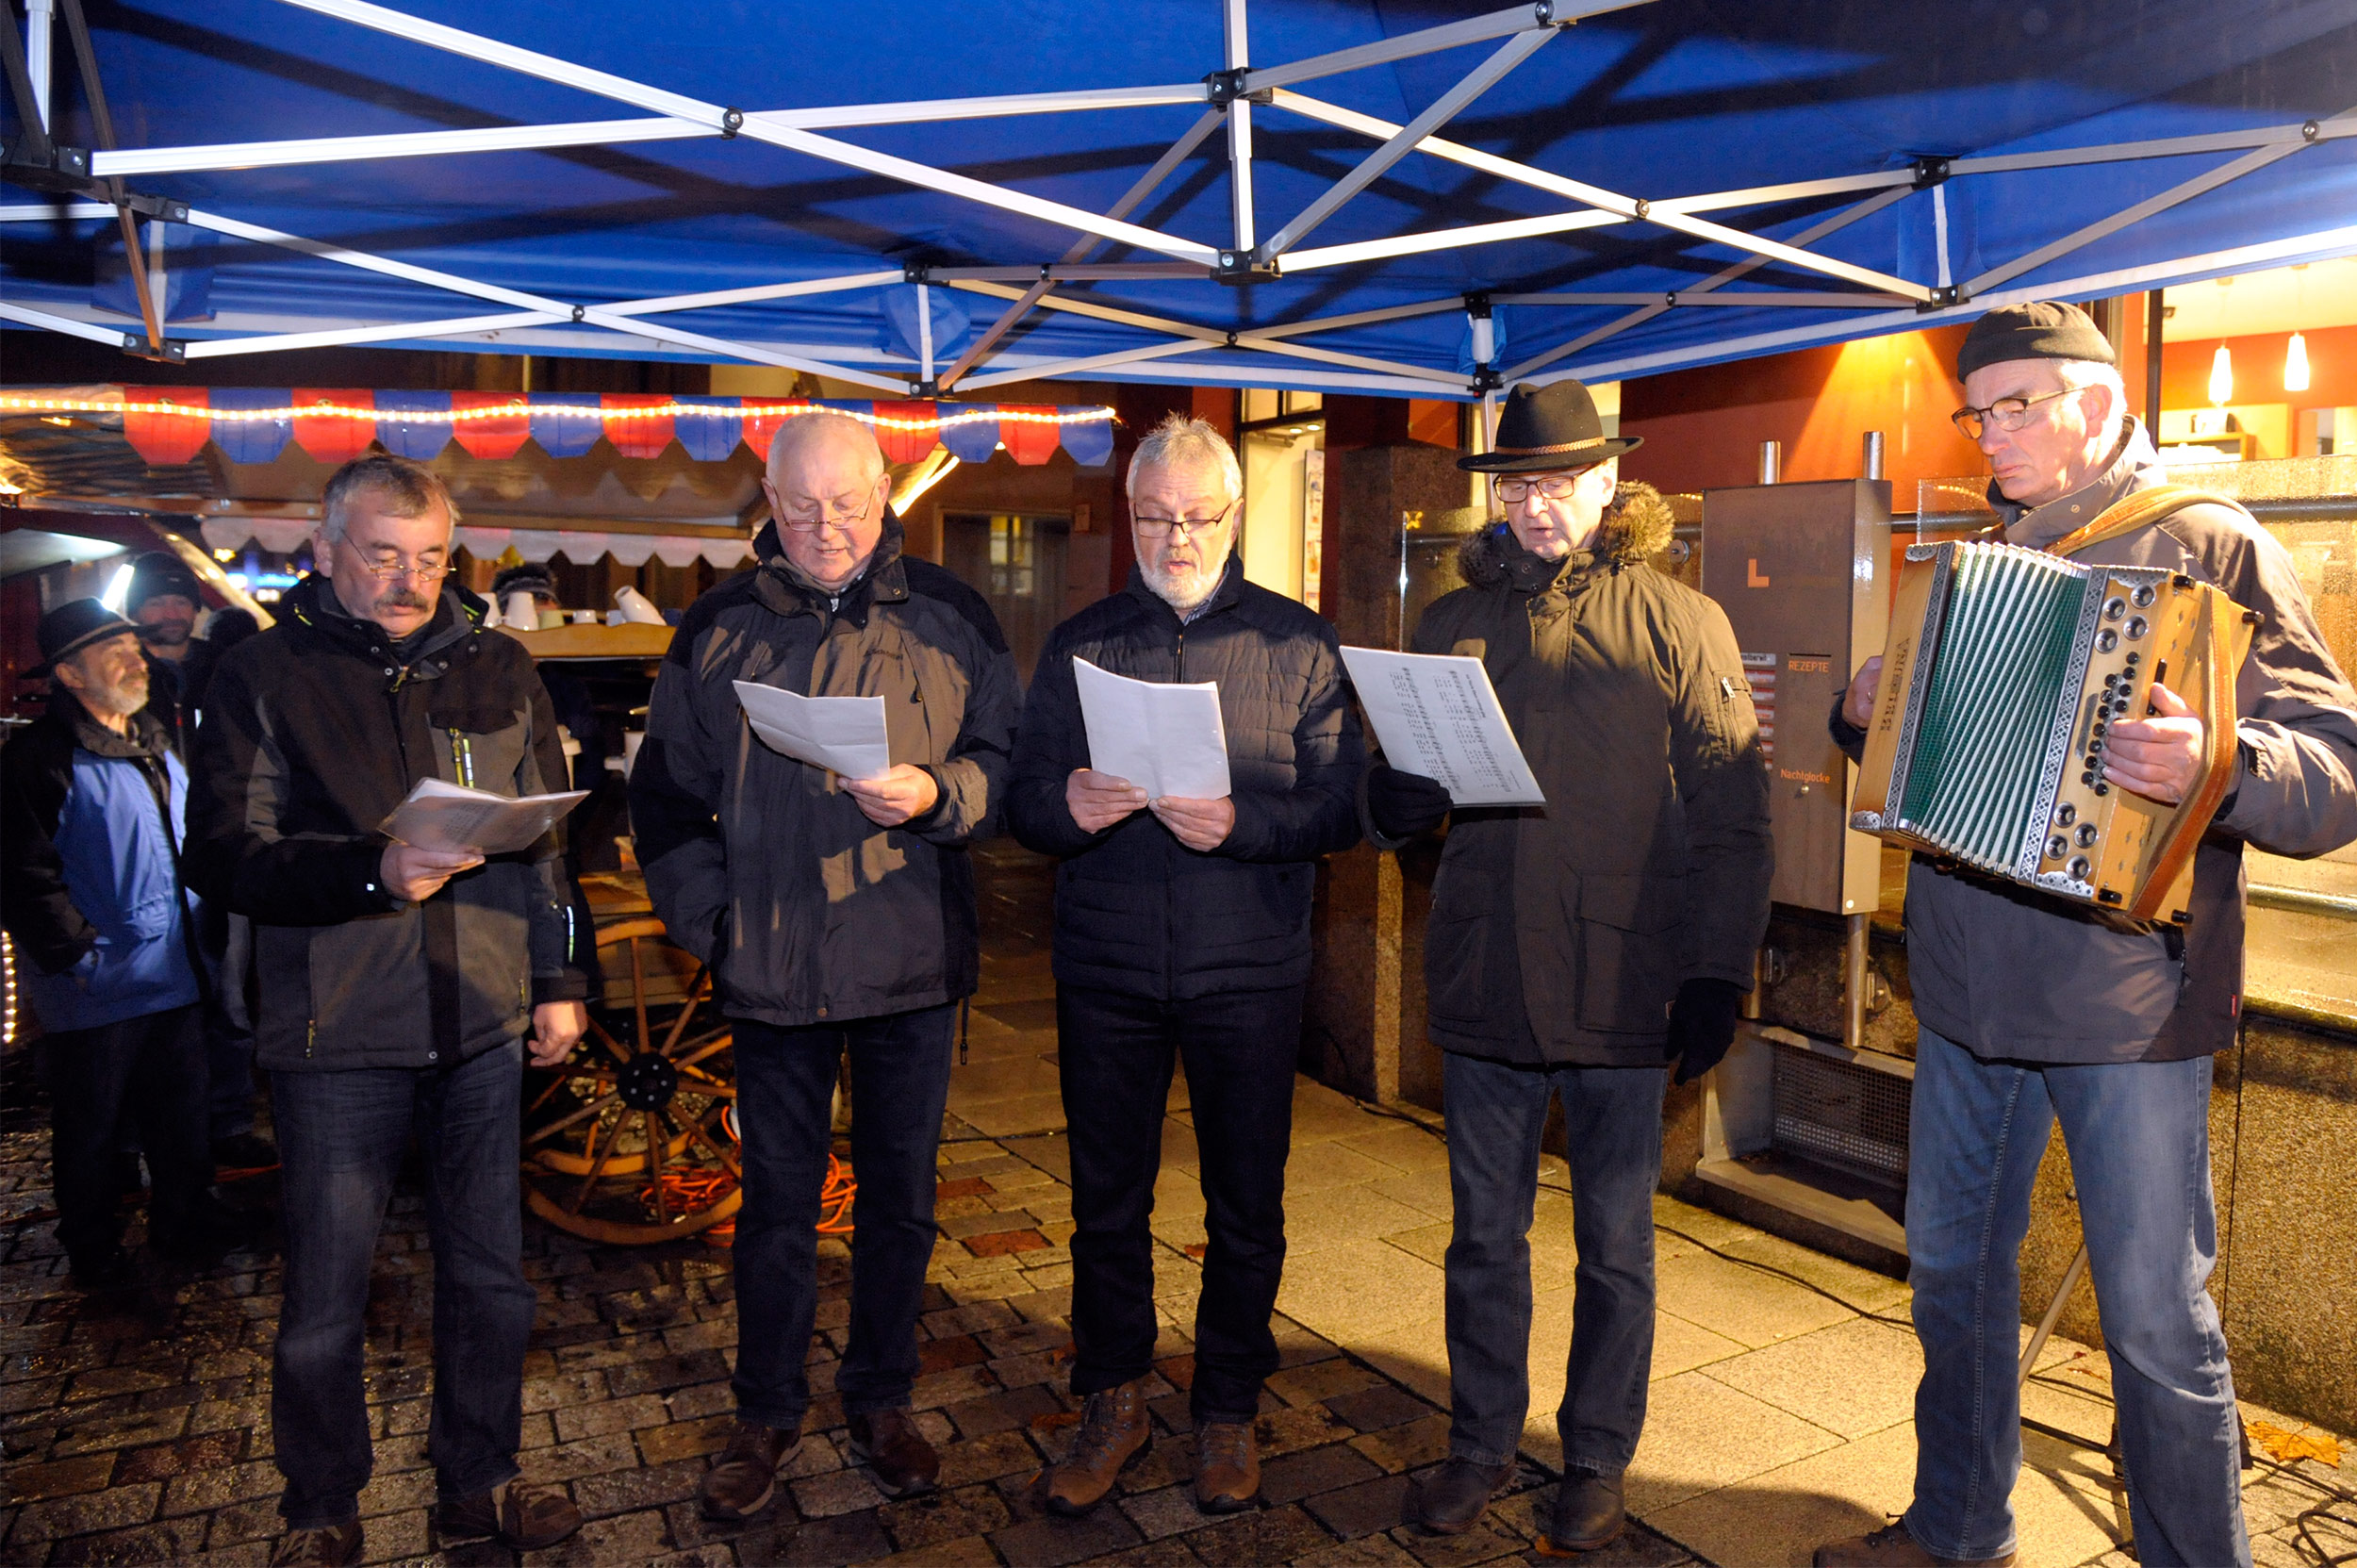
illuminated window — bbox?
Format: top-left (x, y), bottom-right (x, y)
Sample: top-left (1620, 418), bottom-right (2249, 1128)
top-left (988, 515), bottom-right (1035, 598)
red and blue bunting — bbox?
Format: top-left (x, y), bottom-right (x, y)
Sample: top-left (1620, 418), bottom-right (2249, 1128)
top-left (58, 388), bottom-right (1121, 470)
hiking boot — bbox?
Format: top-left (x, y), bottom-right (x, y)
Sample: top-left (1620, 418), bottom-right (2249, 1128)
top-left (1040, 1378), bottom-right (1153, 1516)
top-left (433, 1479), bottom-right (582, 1550)
top-left (1193, 1420), bottom-right (1260, 1513)
top-left (849, 1407), bottom-right (939, 1496)
top-left (700, 1419), bottom-right (800, 1521)
top-left (1544, 1468), bottom-right (1626, 1553)
top-left (268, 1519), bottom-right (361, 1567)
top-left (1409, 1458), bottom-right (1515, 1535)
top-left (212, 1132), bottom-right (281, 1173)
top-left (151, 1196), bottom-right (267, 1266)
top-left (1814, 1522), bottom-right (2018, 1567)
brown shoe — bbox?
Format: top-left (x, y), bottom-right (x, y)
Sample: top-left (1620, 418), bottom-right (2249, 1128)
top-left (699, 1418), bottom-right (801, 1522)
top-left (1193, 1420), bottom-right (1261, 1513)
top-left (1409, 1458), bottom-right (1515, 1535)
top-left (433, 1479), bottom-right (583, 1550)
top-left (849, 1407), bottom-right (940, 1496)
top-left (1815, 1522), bottom-right (2018, 1567)
top-left (1040, 1378), bottom-right (1153, 1516)
top-left (269, 1519), bottom-right (361, 1567)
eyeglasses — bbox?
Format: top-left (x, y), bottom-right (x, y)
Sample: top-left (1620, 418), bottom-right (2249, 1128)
top-left (1133, 501), bottom-right (1237, 538)
top-left (1950, 386), bottom-right (2082, 440)
top-left (779, 488), bottom-right (879, 533)
top-left (348, 553), bottom-right (451, 583)
top-left (1492, 470), bottom-right (1595, 504)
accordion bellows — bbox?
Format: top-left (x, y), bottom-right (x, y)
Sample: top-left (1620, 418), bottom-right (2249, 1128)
top-left (1851, 539), bottom-right (2254, 924)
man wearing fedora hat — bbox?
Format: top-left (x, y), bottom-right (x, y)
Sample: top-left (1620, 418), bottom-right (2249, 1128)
top-left (1361, 379), bottom-right (1771, 1550)
top-left (1, 601), bottom-right (258, 1290)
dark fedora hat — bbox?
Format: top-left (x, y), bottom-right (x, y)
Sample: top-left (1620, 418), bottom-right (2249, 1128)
top-left (33, 599), bottom-right (140, 676)
top-left (1459, 379), bottom-right (1642, 474)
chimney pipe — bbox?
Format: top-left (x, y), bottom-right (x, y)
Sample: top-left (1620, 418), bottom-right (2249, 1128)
top-left (1862, 430), bottom-right (1886, 481)
top-left (1757, 440), bottom-right (1782, 486)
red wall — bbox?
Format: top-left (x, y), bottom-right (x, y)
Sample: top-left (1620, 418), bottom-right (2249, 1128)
top-left (2159, 322), bottom-right (2357, 419)
top-left (1616, 324), bottom-right (1986, 499)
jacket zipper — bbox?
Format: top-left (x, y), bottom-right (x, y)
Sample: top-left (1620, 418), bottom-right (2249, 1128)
top-left (305, 1018), bottom-right (316, 1059)
top-left (449, 729), bottom-right (475, 788)
top-left (1167, 624), bottom-right (1187, 997)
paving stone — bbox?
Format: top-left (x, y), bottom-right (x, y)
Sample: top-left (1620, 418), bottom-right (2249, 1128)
top-left (878, 1481), bottom-right (1014, 1551)
top-left (737, 1509), bottom-right (894, 1566)
top-left (1261, 1442), bottom-right (1386, 1506)
top-left (1291, 1535), bottom-right (1426, 1568)
top-left (572, 1453), bottom-right (705, 1515)
top-left (945, 1381), bottom-right (1062, 1438)
top-left (1184, 1501), bottom-right (1335, 1562)
top-left (1269, 1358), bottom-right (1386, 1408)
top-left (935, 1429), bottom-right (1045, 1489)
top-left (793, 1463), bottom-right (889, 1517)
top-left (865, 1535), bottom-right (1007, 1567)
top-left (552, 1390), bottom-right (670, 1441)
top-left (605, 1350), bottom-right (732, 1397)
top-left (1350, 1414), bottom-right (1453, 1475)
top-left (43, 1511), bottom-right (208, 1564)
top-left (9, 1478), bottom-right (162, 1543)
top-left (638, 1411), bottom-right (737, 1465)
top-left (1326, 1385), bottom-right (1439, 1435)
top-left (1394, 1518), bottom-right (1529, 1566)
top-left (1117, 1481), bottom-right (1223, 1540)
top-left (8, 1450), bottom-right (118, 1500)
top-left (989, 1504), bottom-right (1145, 1567)
top-left (1305, 1473), bottom-right (1412, 1539)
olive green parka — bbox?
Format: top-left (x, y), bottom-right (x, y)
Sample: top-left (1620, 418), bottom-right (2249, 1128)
top-left (1375, 487), bottom-right (1773, 1066)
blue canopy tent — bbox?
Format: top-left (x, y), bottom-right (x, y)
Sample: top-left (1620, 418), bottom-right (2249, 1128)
top-left (3, 0), bottom-right (2354, 404)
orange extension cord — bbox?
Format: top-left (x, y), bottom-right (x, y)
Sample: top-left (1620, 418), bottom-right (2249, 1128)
top-left (645, 1109), bottom-right (855, 1246)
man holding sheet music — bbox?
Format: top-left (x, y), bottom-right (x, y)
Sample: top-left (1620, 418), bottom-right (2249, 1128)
top-left (187, 455), bottom-right (590, 1564)
top-left (1360, 381), bottom-right (1771, 1551)
top-left (630, 411), bottom-right (1019, 1520)
top-left (1006, 414), bottom-right (1363, 1518)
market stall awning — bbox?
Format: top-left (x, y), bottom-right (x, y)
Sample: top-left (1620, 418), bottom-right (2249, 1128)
top-left (3, 1), bottom-right (2354, 398)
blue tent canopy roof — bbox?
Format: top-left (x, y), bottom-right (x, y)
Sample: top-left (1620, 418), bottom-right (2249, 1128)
top-left (4, 0), bottom-right (2353, 399)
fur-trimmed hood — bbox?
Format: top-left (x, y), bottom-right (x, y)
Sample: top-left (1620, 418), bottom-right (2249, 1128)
top-left (1456, 480), bottom-right (1677, 588)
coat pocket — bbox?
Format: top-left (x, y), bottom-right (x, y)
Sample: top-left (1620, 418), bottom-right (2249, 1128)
top-left (1573, 872), bottom-right (1685, 1034)
top-left (1422, 909), bottom-right (1492, 1026)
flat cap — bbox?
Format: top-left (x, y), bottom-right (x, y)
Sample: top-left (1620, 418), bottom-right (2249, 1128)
top-left (1955, 300), bottom-right (2116, 382)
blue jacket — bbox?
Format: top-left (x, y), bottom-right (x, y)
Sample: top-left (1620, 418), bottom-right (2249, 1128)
top-left (0, 696), bottom-right (203, 1032)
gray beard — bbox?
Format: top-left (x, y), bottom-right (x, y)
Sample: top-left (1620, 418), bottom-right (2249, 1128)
top-left (82, 679), bottom-right (147, 719)
top-left (1144, 561), bottom-right (1221, 619)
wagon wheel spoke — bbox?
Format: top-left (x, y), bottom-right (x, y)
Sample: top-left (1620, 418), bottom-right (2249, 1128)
top-left (657, 985), bottom-right (705, 1056)
top-left (673, 1032), bottom-right (734, 1072)
top-left (525, 1073), bottom-right (573, 1116)
top-left (672, 1105), bottom-right (743, 1181)
top-left (525, 1088), bottom-right (622, 1146)
top-left (646, 1112), bottom-right (669, 1223)
top-left (629, 938), bottom-right (652, 1066)
top-left (674, 1064), bottom-right (736, 1097)
top-left (567, 1114), bottom-right (622, 1215)
top-left (586, 1017), bottom-right (635, 1068)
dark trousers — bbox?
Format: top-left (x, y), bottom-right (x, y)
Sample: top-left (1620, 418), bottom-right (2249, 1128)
top-left (731, 1003), bottom-right (956, 1429)
top-left (1440, 1050), bottom-right (1665, 1472)
top-left (1059, 982), bottom-right (1303, 1425)
top-left (271, 1041), bottom-right (535, 1527)
top-left (40, 1003), bottom-right (212, 1267)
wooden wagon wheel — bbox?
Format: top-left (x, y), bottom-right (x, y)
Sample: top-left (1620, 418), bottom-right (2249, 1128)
top-left (521, 917), bottom-right (743, 1245)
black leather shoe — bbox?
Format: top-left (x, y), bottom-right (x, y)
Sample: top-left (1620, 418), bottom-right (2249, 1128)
top-left (68, 1248), bottom-right (138, 1292)
top-left (1408, 1458), bottom-right (1515, 1536)
top-left (1546, 1468), bottom-right (1626, 1553)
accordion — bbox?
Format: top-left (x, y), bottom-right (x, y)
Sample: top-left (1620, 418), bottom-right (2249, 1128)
top-left (1850, 537), bottom-right (2253, 924)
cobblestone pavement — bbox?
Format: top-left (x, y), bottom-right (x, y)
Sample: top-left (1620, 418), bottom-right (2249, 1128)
top-left (3, 843), bottom-right (2352, 1566)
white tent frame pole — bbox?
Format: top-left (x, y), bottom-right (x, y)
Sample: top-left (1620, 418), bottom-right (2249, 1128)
top-left (1284, 210), bottom-right (1620, 271)
top-left (1506, 184), bottom-right (1914, 378)
top-left (1267, 88), bottom-right (1929, 298)
top-left (958, 338), bottom-right (1214, 389)
top-left (1240, 0), bottom-right (1646, 95)
top-left (1245, 297), bottom-right (1464, 339)
top-left (0, 298), bottom-right (130, 346)
top-left (601, 272), bottom-right (907, 316)
top-left (177, 206), bottom-right (910, 389)
top-left (939, 107), bottom-right (1225, 391)
top-left (1224, 0), bottom-right (1255, 256)
top-left (917, 284), bottom-right (935, 385)
top-left (0, 201), bottom-right (115, 222)
top-left (1495, 289), bottom-right (1909, 306)
top-left (1257, 27), bottom-right (1555, 262)
top-left (180, 309), bottom-right (565, 357)
top-left (1960, 128), bottom-right (2333, 297)
top-left (270, 0), bottom-right (1214, 265)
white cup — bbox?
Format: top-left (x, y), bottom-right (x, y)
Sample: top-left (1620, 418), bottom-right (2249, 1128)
top-left (613, 586), bottom-right (667, 625)
top-left (504, 590), bottom-right (541, 628)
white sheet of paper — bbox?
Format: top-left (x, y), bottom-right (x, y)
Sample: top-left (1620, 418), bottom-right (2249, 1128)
top-left (1341, 647), bottom-right (1545, 808)
top-left (1072, 657), bottom-right (1231, 801)
top-left (733, 681), bottom-right (893, 781)
top-left (380, 777), bottom-right (588, 856)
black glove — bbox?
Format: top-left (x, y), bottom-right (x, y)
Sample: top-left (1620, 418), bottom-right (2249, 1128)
top-left (1666, 978), bottom-right (1744, 1084)
top-left (1366, 765), bottom-right (1453, 840)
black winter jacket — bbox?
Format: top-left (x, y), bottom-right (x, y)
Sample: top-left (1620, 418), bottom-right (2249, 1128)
top-left (1006, 559), bottom-right (1363, 999)
top-left (629, 514), bottom-right (1019, 1027)
top-left (185, 576), bottom-right (588, 1071)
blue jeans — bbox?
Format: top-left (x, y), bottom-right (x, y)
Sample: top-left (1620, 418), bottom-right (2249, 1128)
top-left (271, 1041), bottom-right (536, 1527)
top-left (1904, 1027), bottom-right (2248, 1568)
top-left (1440, 1051), bottom-right (1665, 1473)
top-left (730, 1003), bottom-right (954, 1430)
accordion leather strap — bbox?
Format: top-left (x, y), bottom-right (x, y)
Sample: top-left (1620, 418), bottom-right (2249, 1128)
top-left (2044, 483), bottom-right (2237, 560)
top-left (2129, 602), bottom-right (2242, 922)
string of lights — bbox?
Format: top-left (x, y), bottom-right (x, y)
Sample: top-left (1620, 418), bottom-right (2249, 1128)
top-left (0, 394), bottom-right (1116, 429)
